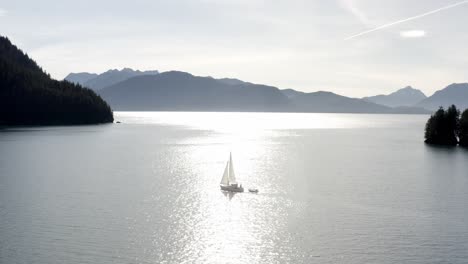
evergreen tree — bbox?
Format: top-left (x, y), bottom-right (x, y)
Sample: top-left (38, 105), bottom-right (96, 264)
top-left (459, 109), bottom-right (468, 147)
top-left (425, 107), bottom-right (445, 144)
top-left (445, 104), bottom-right (460, 144)
top-left (424, 105), bottom-right (459, 146)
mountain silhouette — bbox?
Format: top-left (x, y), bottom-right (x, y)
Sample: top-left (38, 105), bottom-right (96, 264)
top-left (65, 68), bottom-right (159, 91)
top-left (363, 86), bottom-right (427, 107)
top-left (99, 71), bottom-right (291, 111)
top-left (416, 83), bottom-right (468, 110)
top-left (288, 91), bottom-right (391, 113)
top-left (97, 71), bottom-right (429, 114)
top-left (65, 72), bottom-right (98, 85)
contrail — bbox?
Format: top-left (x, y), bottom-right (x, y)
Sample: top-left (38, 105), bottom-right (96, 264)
top-left (345, 0), bottom-right (468, 40)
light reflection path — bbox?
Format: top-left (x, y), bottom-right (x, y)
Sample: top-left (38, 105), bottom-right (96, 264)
top-left (173, 135), bottom-right (295, 263)
top-left (128, 113), bottom-right (300, 263)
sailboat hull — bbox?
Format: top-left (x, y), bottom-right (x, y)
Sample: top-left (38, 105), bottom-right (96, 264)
top-left (220, 185), bottom-right (244, 193)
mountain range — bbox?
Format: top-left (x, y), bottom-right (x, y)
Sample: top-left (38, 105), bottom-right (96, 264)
top-left (65, 68), bottom-right (159, 91)
top-left (99, 71), bottom-right (291, 112)
top-left (65, 68), bottom-right (468, 114)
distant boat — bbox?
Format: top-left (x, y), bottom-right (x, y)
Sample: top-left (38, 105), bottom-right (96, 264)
top-left (220, 153), bottom-right (244, 193)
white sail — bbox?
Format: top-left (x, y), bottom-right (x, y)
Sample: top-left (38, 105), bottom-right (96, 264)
top-left (228, 153), bottom-right (237, 184)
top-left (220, 161), bottom-right (229, 185)
top-left (219, 152), bottom-right (244, 192)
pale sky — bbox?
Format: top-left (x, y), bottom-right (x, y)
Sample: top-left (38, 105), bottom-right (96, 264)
top-left (1, 0), bottom-right (468, 97)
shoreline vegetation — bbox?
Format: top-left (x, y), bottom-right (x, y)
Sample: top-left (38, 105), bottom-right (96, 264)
top-left (0, 36), bottom-right (113, 126)
top-left (425, 105), bottom-right (468, 147)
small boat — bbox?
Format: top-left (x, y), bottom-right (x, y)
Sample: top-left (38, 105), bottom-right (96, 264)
top-left (248, 188), bottom-right (258, 193)
top-left (220, 153), bottom-right (244, 193)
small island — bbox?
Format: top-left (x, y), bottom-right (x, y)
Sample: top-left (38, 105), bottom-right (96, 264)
top-left (425, 104), bottom-right (468, 147)
top-left (0, 36), bottom-right (113, 126)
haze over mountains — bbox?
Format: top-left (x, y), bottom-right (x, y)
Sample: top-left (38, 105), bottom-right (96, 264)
top-left (65, 68), bottom-right (159, 91)
top-left (65, 72), bottom-right (98, 85)
top-left (280, 89), bottom-right (390, 113)
top-left (65, 68), bottom-right (468, 114)
top-left (363, 86), bottom-right (427, 107)
top-left (416, 83), bottom-right (468, 111)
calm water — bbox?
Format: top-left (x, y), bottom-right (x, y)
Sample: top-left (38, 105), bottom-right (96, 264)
top-left (1, 112), bottom-right (468, 264)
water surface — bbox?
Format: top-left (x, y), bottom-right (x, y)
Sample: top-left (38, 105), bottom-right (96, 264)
top-left (1, 112), bottom-right (467, 263)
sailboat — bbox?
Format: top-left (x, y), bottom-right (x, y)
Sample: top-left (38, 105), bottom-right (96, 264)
top-left (220, 153), bottom-right (244, 193)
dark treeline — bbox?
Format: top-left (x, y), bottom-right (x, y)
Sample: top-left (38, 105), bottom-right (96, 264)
top-left (425, 105), bottom-right (468, 147)
top-left (0, 36), bottom-right (113, 126)
top-left (460, 109), bottom-right (468, 147)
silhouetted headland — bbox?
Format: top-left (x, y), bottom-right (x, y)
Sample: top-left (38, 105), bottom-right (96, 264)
top-left (0, 36), bottom-right (114, 126)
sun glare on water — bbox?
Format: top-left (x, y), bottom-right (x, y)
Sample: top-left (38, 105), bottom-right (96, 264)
top-left (116, 111), bottom-right (368, 132)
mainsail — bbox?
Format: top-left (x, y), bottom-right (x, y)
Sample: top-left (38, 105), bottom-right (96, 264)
top-left (220, 153), bottom-right (238, 186)
top-left (220, 161), bottom-right (229, 185)
top-left (228, 153), bottom-right (237, 184)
